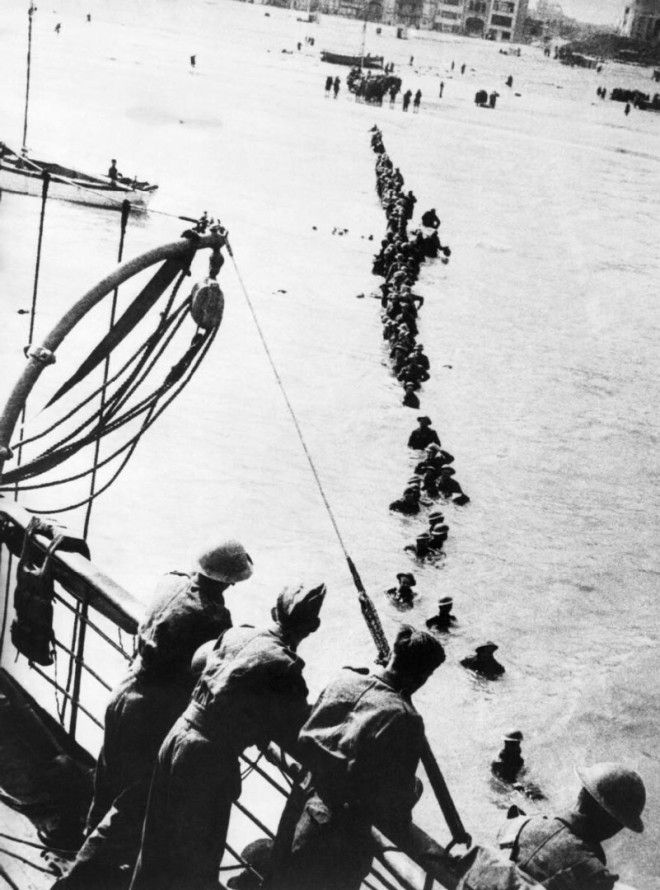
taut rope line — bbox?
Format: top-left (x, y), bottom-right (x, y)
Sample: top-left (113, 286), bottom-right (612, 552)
top-left (226, 243), bottom-right (470, 848)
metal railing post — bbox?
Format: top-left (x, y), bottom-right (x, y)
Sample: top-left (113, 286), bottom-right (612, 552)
top-left (68, 595), bottom-right (89, 738)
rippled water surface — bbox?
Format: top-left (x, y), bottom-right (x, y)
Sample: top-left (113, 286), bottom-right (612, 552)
top-left (1, 1), bottom-right (659, 886)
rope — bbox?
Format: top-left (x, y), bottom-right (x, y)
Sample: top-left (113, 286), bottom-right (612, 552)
top-left (227, 243), bottom-right (391, 662)
top-left (1, 281), bottom-right (194, 489)
top-left (0, 831), bottom-right (75, 856)
top-left (0, 846), bottom-right (54, 876)
top-left (227, 245), bottom-right (352, 564)
top-left (83, 200), bottom-right (131, 540)
top-left (227, 242), bottom-right (471, 847)
top-left (24, 328), bottom-right (216, 514)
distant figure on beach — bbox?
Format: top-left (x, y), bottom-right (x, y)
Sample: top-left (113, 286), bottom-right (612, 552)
top-left (413, 90), bottom-right (422, 112)
top-left (439, 80), bottom-right (444, 98)
top-left (625, 102), bottom-right (631, 115)
top-left (451, 60), bottom-right (455, 71)
top-left (489, 91), bottom-right (498, 108)
top-left (461, 63), bottom-right (466, 75)
top-left (325, 75), bottom-right (333, 96)
top-left (333, 76), bottom-right (340, 98)
top-left (86, 13), bottom-right (91, 22)
top-left (190, 55), bottom-right (196, 69)
top-left (55, 22), bottom-right (61, 34)
top-left (108, 159), bottom-right (120, 183)
top-left (506, 75), bottom-right (513, 87)
top-left (409, 55), bottom-right (414, 66)
top-left (389, 84), bottom-right (397, 106)
top-left (402, 89), bottom-right (412, 111)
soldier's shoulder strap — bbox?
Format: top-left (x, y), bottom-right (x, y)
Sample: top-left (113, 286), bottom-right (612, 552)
top-left (498, 815), bottom-right (535, 859)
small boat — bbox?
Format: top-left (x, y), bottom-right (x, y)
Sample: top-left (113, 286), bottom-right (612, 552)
top-left (321, 50), bottom-right (384, 68)
top-left (2, 3), bottom-right (157, 211)
top-left (0, 143), bottom-right (158, 210)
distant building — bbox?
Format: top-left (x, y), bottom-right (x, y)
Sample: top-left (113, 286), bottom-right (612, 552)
top-left (267, 0), bottom-right (528, 37)
top-left (620, 0), bottom-right (660, 42)
top-left (432, 0), bottom-right (527, 40)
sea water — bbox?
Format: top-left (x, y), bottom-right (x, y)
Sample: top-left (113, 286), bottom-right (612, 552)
top-left (0, 0), bottom-right (658, 886)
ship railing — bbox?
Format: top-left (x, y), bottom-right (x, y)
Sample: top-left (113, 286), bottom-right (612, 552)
top-left (0, 499), bottom-right (142, 748)
top-left (0, 499), bottom-right (461, 889)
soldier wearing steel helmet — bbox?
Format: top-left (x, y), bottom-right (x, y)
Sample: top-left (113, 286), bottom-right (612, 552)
top-left (136, 539), bottom-right (253, 680)
top-left (53, 540), bottom-right (254, 890)
top-left (499, 762), bottom-right (646, 890)
top-left (129, 583), bottom-right (326, 890)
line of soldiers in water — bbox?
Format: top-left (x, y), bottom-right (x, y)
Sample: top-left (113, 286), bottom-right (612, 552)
top-left (369, 127), bottom-right (450, 411)
top-left (52, 541), bottom-right (648, 890)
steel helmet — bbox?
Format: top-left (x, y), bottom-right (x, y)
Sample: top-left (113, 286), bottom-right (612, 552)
top-left (575, 763), bottom-right (645, 833)
top-left (196, 540), bottom-right (253, 584)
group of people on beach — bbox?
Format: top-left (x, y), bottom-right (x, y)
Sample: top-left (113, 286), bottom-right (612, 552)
top-left (323, 75), bottom-right (341, 98)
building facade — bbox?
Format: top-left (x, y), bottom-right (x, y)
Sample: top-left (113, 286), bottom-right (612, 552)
top-left (619, 0), bottom-right (660, 42)
top-left (282, 0), bottom-right (528, 37)
top-left (432, 0), bottom-right (527, 40)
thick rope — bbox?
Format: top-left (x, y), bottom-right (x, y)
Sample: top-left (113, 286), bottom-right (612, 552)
top-left (83, 200), bottom-right (131, 539)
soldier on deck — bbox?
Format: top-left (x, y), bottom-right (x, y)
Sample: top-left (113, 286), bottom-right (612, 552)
top-left (137, 539), bottom-right (253, 681)
top-left (129, 583), bottom-right (326, 890)
top-left (270, 626), bottom-right (445, 890)
top-left (54, 540), bottom-right (253, 890)
top-left (500, 763), bottom-right (646, 890)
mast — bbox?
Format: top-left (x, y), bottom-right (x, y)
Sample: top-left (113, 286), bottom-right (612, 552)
top-left (22, 2), bottom-right (36, 154)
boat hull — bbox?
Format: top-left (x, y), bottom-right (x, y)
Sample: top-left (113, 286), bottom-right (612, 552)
top-left (0, 160), bottom-right (157, 210)
top-left (321, 51), bottom-right (384, 68)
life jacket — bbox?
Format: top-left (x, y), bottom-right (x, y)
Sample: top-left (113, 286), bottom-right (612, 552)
top-left (11, 517), bottom-right (89, 666)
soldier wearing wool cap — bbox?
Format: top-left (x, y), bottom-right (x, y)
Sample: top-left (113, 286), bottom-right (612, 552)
top-left (130, 583), bottom-right (326, 890)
